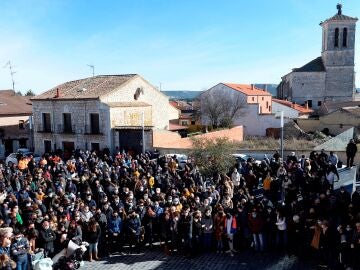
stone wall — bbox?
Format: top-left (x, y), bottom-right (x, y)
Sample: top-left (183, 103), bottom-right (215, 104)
top-left (280, 71), bottom-right (326, 109)
top-left (32, 100), bottom-right (111, 154)
top-left (297, 111), bottom-right (359, 136)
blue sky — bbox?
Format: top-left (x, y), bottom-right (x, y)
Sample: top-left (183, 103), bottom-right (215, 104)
top-left (0, 0), bottom-right (359, 93)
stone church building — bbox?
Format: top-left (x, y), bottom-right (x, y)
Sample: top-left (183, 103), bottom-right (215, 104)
top-left (31, 74), bottom-right (179, 155)
top-left (277, 4), bottom-right (358, 109)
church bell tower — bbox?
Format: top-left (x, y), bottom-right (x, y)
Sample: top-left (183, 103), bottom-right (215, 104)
top-left (320, 4), bottom-right (358, 101)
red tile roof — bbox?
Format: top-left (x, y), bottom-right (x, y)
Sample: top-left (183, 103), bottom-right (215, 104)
top-left (223, 83), bottom-right (271, 96)
top-left (272, 98), bottom-right (313, 113)
top-left (0, 90), bottom-right (32, 116)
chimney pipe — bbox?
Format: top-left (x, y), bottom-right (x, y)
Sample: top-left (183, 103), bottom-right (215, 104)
top-left (251, 84), bottom-right (254, 90)
top-left (54, 88), bottom-right (60, 98)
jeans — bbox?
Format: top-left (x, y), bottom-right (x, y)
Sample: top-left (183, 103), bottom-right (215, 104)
top-left (252, 233), bottom-right (264, 251)
top-left (88, 242), bottom-right (98, 253)
top-left (16, 256), bottom-right (28, 270)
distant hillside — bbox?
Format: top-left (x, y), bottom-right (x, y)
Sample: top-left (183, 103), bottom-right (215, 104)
top-left (162, 90), bottom-right (203, 100)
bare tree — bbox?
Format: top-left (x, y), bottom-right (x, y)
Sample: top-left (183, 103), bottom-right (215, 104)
top-left (201, 90), bottom-right (246, 128)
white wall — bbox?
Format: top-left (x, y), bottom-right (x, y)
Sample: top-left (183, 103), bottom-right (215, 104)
top-left (272, 101), bottom-right (300, 119)
top-left (233, 105), bottom-right (288, 136)
top-left (101, 76), bottom-right (179, 129)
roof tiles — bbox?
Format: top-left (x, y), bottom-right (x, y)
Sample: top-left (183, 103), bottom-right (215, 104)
top-left (223, 83), bottom-right (271, 96)
top-left (32, 74), bottom-right (137, 100)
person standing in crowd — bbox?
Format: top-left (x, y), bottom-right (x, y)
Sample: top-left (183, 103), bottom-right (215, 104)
top-left (10, 231), bottom-right (29, 270)
top-left (0, 146), bottom-right (359, 269)
top-left (85, 219), bottom-right (101, 262)
top-left (127, 210), bottom-right (141, 254)
top-left (107, 211), bottom-right (122, 255)
top-left (248, 208), bottom-right (264, 252)
top-left (224, 212), bottom-right (237, 256)
top-left (346, 139), bottom-right (357, 168)
top-left (38, 221), bottom-right (56, 258)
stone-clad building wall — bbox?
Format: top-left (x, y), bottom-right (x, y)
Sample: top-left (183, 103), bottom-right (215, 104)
top-left (277, 6), bottom-right (357, 109)
top-left (32, 75), bottom-right (179, 154)
top-left (281, 72), bottom-right (326, 106)
top-left (32, 100), bottom-right (111, 154)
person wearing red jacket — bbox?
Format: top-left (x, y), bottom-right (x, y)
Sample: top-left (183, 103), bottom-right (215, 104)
top-left (248, 208), bottom-right (264, 252)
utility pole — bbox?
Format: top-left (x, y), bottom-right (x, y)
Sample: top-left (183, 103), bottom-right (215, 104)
top-left (4, 61), bottom-right (16, 90)
top-left (141, 111), bottom-right (145, 154)
top-left (87, 64), bottom-right (95, 77)
top-left (280, 111), bottom-right (284, 162)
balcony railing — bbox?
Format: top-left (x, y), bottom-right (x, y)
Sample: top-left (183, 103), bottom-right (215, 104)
top-left (37, 124), bottom-right (52, 133)
top-left (57, 124), bottom-right (76, 134)
top-left (84, 124), bottom-right (102, 135)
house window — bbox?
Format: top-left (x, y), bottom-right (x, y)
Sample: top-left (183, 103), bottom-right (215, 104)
top-left (91, 143), bottom-right (100, 152)
top-left (191, 120), bottom-right (195, 125)
top-left (335, 28), bottom-right (339, 47)
top-left (19, 138), bottom-right (27, 148)
top-left (262, 97), bottom-right (264, 101)
top-left (266, 101), bottom-right (269, 108)
top-left (343, 28), bottom-right (348, 47)
top-left (252, 97), bottom-right (255, 101)
top-left (18, 120), bottom-right (25, 130)
top-left (307, 100), bottom-right (313, 108)
top-left (44, 140), bottom-right (52, 153)
top-left (42, 113), bottom-right (51, 132)
top-left (90, 113), bottom-right (100, 134)
top-left (318, 101), bottom-right (322, 106)
top-left (63, 113), bottom-right (72, 133)
top-left (181, 121), bottom-right (188, 126)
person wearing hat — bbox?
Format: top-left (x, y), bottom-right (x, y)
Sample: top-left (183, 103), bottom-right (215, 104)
top-left (10, 229), bottom-right (29, 270)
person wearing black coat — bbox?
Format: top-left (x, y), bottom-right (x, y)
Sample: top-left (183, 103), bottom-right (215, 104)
top-left (38, 221), bottom-right (56, 258)
top-left (346, 139), bottom-right (357, 168)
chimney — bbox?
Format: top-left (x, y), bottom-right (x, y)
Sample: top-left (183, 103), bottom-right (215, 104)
top-left (54, 88), bottom-right (60, 98)
top-left (305, 101), bottom-right (309, 110)
top-left (251, 84), bottom-right (254, 90)
top-left (292, 102), bottom-right (295, 108)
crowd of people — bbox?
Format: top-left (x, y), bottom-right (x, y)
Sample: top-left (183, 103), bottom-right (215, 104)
top-left (0, 146), bottom-right (359, 270)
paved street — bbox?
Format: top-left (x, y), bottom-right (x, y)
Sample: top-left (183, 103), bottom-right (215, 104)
top-left (83, 249), bottom-right (317, 270)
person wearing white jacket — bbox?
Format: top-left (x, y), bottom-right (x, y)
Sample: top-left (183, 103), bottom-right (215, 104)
top-left (275, 209), bottom-right (287, 250)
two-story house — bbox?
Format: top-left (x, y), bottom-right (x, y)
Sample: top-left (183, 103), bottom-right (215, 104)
top-left (31, 74), bottom-right (179, 155)
top-left (201, 83), bottom-right (286, 136)
top-left (0, 90), bottom-right (33, 157)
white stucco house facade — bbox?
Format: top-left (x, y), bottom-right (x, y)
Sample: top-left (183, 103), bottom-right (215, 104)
top-left (201, 83), bottom-right (286, 136)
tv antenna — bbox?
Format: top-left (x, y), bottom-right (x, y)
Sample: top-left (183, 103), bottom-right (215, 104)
top-left (87, 64), bottom-right (95, 77)
top-left (3, 61), bottom-right (16, 90)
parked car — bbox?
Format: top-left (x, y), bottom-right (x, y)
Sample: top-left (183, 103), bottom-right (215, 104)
top-left (165, 153), bottom-right (188, 169)
top-left (5, 151), bottom-right (41, 166)
top-left (232, 153), bottom-right (261, 165)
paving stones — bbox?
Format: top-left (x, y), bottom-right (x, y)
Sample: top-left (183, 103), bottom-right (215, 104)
top-left (83, 249), bottom-right (317, 270)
